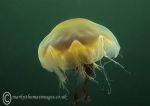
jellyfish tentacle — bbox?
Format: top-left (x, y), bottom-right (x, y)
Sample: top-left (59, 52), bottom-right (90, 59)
top-left (101, 66), bottom-right (112, 95)
top-left (95, 61), bottom-right (112, 94)
top-left (95, 62), bottom-right (112, 94)
top-left (105, 56), bottom-right (131, 75)
top-left (82, 64), bottom-right (99, 84)
top-left (118, 53), bottom-right (124, 58)
top-left (91, 67), bottom-right (97, 79)
top-left (83, 70), bottom-right (98, 84)
top-left (94, 62), bottom-right (103, 72)
top-left (54, 68), bottom-right (69, 94)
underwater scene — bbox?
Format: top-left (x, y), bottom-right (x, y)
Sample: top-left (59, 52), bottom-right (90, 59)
top-left (0, 0), bottom-right (150, 106)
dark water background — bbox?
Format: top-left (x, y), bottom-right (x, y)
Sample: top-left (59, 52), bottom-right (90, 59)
top-left (0, 0), bottom-right (150, 106)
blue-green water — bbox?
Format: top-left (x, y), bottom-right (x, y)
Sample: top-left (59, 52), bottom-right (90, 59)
top-left (0, 0), bottom-right (150, 106)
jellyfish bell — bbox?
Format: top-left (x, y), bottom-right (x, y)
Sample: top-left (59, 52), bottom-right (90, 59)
top-left (38, 18), bottom-right (120, 93)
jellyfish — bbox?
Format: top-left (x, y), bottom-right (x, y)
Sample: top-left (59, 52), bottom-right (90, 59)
top-left (38, 18), bottom-right (122, 104)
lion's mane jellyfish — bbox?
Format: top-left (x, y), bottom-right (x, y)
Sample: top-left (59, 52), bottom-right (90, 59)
top-left (38, 18), bottom-right (124, 104)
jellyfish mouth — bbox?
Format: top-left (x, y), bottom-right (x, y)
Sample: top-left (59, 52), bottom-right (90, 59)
top-left (73, 63), bottom-right (94, 105)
